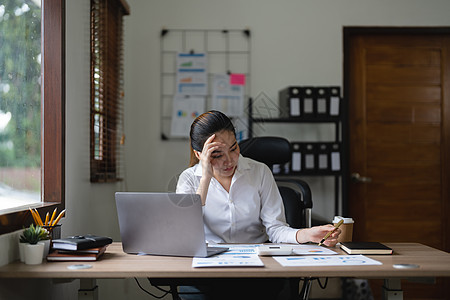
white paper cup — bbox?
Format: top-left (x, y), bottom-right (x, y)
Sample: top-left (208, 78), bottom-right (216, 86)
top-left (333, 216), bottom-right (354, 243)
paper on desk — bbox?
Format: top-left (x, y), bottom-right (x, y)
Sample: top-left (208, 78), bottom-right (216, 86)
top-left (216, 244), bottom-right (337, 255)
top-left (273, 255), bottom-right (382, 267)
top-left (219, 244), bottom-right (260, 254)
top-left (192, 254), bottom-right (264, 268)
top-left (192, 244), bottom-right (263, 268)
top-left (291, 244), bottom-right (337, 255)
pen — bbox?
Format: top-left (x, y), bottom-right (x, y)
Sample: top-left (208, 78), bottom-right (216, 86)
top-left (318, 219), bottom-right (343, 246)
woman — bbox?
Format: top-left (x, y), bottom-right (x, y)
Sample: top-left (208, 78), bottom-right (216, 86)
top-left (175, 110), bottom-right (340, 299)
top-left (177, 110), bottom-right (340, 246)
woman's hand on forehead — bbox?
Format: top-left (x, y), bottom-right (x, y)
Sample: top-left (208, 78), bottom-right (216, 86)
top-left (202, 134), bottom-right (225, 152)
top-left (208, 131), bottom-right (237, 149)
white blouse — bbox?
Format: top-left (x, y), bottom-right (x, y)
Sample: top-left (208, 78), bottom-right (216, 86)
top-left (176, 155), bottom-right (299, 244)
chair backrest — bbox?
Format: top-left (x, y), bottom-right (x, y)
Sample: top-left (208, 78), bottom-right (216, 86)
top-left (239, 137), bottom-right (291, 167)
top-left (239, 137), bottom-right (313, 228)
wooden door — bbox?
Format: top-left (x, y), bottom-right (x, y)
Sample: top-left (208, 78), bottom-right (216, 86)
top-left (344, 28), bottom-right (450, 299)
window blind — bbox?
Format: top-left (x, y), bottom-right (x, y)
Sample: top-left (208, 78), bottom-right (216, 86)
top-left (90, 0), bottom-right (129, 182)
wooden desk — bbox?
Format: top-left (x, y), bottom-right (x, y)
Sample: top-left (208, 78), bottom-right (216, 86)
top-left (1, 242), bottom-right (449, 299)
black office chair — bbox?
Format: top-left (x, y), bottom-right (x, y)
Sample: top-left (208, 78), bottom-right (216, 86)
top-left (239, 136), bottom-right (314, 300)
top-left (152, 137), bottom-right (314, 300)
top-left (238, 136), bottom-right (312, 229)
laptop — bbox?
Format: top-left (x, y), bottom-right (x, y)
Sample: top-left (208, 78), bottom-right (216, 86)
top-left (115, 192), bottom-right (228, 257)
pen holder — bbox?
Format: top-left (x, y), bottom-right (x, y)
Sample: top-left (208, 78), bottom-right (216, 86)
top-left (43, 224), bottom-right (62, 240)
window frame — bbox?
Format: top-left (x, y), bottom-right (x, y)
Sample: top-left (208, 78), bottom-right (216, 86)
top-left (0, 0), bottom-right (65, 234)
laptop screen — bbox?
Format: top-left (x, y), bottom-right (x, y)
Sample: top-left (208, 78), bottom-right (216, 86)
top-left (115, 192), bottom-right (209, 257)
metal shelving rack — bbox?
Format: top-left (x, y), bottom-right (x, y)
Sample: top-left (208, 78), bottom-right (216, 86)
top-left (160, 28), bottom-right (251, 140)
top-left (247, 91), bottom-right (345, 218)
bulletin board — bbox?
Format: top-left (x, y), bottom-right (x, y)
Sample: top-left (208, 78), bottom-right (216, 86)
top-left (160, 28), bottom-right (252, 140)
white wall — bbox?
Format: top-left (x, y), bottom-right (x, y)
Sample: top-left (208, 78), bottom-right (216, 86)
top-left (122, 0), bottom-right (450, 221)
top-left (1, 0), bottom-right (450, 299)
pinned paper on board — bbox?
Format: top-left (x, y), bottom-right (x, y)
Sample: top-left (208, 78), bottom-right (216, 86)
top-left (212, 73), bottom-right (244, 117)
top-left (175, 53), bottom-right (208, 96)
top-left (170, 95), bottom-right (205, 137)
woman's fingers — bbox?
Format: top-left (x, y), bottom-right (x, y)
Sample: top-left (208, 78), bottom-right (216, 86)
top-left (202, 144), bottom-right (220, 160)
top-left (202, 135), bottom-right (226, 158)
top-left (322, 226), bottom-right (341, 247)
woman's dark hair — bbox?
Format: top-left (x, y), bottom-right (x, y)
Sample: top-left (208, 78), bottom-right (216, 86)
top-left (189, 110), bottom-right (236, 166)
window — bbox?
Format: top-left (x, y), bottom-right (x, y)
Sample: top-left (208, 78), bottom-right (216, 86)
top-left (0, 0), bottom-right (64, 234)
top-left (90, 0), bottom-right (129, 182)
top-left (0, 0), bottom-right (41, 211)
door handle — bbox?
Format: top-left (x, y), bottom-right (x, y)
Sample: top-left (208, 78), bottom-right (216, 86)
top-left (351, 173), bottom-right (372, 183)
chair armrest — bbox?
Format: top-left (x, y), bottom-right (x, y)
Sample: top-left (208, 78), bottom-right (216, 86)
top-left (276, 178), bottom-right (312, 209)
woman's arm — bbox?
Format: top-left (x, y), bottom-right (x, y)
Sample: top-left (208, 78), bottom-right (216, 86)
top-left (258, 163), bottom-right (299, 244)
top-left (257, 162), bottom-right (341, 246)
top-left (296, 225), bottom-right (341, 247)
top-left (194, 134), bottom-right (225, 205)
top-left (196, 176), bottom-right (211, 206)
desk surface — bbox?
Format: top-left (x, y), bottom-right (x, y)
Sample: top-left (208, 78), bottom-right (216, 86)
top-left (1, 242), bottom-right (449, 279)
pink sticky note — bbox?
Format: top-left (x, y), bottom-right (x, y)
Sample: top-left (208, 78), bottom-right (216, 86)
top-left (230, 73), bottom-right (246, 86)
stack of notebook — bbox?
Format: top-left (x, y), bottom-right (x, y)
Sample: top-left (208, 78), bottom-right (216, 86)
top-left (340, 242), bottom-right (393, 255)
top-left (47, 234), bottom-right (112, 261)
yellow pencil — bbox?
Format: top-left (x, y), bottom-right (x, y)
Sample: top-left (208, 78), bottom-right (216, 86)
top-left (29, 208), bottom-right (38, 225)
top-left (318, 219), bottom-right (343, 246)
top-left (30, 208), bottom-right (40, 226)
top-left (51, 209), bottom-right (66, 226)
top-left (48, 208), bottom-right (57, 226)
top-left (44, 212), bottom-right (49, 226)
top-left (33, 209), bottom-right (43, 226)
